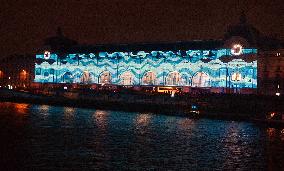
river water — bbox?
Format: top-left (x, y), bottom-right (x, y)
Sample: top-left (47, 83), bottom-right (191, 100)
top-left (0, 102), bottom-right (283, 170)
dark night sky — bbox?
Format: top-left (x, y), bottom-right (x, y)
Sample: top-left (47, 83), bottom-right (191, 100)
top-left (0, 0), bottom-right (283, 58)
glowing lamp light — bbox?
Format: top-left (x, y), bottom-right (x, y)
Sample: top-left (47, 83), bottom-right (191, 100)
top-left (64, 86), bottom-right (67, 90)
top-left (231, 44), bottom-right (243, 55)
top-left (44, 51), bottom-right (51, 59)
top-left (8, 85), bottom-right (13, 90)
top-left (276, 92), bottom-right (280, 96)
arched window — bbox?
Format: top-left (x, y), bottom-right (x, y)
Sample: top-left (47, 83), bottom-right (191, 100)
top-left (192, 72), bottom-right (210, 87)
top-left (166, 72), bottom-right (181, 85)
top-left (180, 74), bottom-right (191, 86)
top-left (120, 71), bottom-right (133, 85)
top-left (81, 71), bottom-right (92, 84)
top-left (100, 71), bottom-right (111, 84)
top-left (142, 71), bottom-right (156, 85)
top-left (63, 72), bottom-right (73, 83)
top-left (43, 72), bottom-right (49, 77)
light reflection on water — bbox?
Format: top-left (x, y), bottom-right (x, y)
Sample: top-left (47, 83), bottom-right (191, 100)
top-left (63, 107), bottom-right (75, 124)
top-left (93, 110), bottom-right (109, 131)
top-left (14, 103), bottom-right (29, 115)
top-left (0, 102), bottom-right (283, 170)
top-left (134, 113), bottom-right (152, 135)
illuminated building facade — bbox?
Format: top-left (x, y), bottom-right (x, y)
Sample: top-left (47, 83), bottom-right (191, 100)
top-left (34, 44), bottom-right (257, 91)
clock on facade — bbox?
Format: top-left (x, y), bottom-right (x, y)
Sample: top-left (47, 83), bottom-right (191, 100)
top-left (44, 51), bottom-right (51, 59)
top-left (231, 44), bottom-right (243, 55)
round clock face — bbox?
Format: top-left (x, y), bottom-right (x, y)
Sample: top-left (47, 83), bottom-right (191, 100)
top-left (231, 44), bottom-right (243, 55)
top-left (44, 51), bottom-right (51, 59)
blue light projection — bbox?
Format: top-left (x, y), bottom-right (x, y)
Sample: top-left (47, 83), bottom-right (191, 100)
top-left (35, 48), bottom-right (257, 88)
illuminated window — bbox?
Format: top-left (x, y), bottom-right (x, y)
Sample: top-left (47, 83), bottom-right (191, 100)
top-left (166, 72), bottom-right (181, 85)
top-left (192, 72), bottom-right (210, 87)
top-left (63, 72), bottom-right (73, 83)
top-left (43, 72), bottom-right (49, 77)
top-left (100, 71), bottom-right (111, 84)
top-left (81, 71), bottom-right (92, 84)
top-left (35, 68), bottom-right (41, 75)
top-left (120, 71), bottom-right (133, 85)
top-left (231, 72), bottom-right (242, 81)
top-left (142, 71), bottom-right (156, 85)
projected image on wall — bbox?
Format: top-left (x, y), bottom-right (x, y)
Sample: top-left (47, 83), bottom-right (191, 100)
top-left (34, 46), bottom-right (257, 89)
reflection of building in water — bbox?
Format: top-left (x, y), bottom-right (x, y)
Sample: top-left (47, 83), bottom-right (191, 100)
top-left (177, 118), bottom-right (195, 133)
top-left (14, 103), bottom-right (29, 115)
top-left (93, 110), bottom-right (108, 130)
top-left (36, 105), bottom-right (50, 119)
top-left (266, 128), bottom-right (277, 139)
top-left (135, 113), bottom-right (152, 135)
top-left (136, 113), bottom-right (151, 126)
top-left (63, 107), bottom-right (75, 122)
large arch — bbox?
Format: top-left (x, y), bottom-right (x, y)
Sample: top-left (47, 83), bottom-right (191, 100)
top-left (180, 73), bottom-right (191, 86)
top-left (80, 71), bottom-right (93, 84)
top-left (142, 71), bottom-right (156, 85)
top-left (192, 72), bottom-right (210, 87)
top-left (166, 71), bottom-right (182, 86)
top-left (120, 71), bottom-right (134, 85)
top-left (100, 71), bottom-right (112, 84)
top-left (62, 72), bottom-right (73, 83)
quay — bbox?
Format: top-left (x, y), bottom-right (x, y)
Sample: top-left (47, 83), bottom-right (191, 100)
top-left (0, 89), bottom-right (283, 125)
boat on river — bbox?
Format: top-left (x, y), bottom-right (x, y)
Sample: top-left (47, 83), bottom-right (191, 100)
top-left (185, 104), bottom-right (201, 117)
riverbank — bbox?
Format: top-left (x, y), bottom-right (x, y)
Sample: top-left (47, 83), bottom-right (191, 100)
top-left (0, 89), bottom-right (283, 124)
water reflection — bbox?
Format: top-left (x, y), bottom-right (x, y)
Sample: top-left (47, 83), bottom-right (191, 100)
top-left (0, 102), bottom-right (283, 170)
top-left (222, 122), bottom-right (248, 169)
top-left (134, 113), bottom-right (152, 135)
top-left (281, 129), bottom-right (284, 141)
top-left (177, 118), bottom-right (195, 133)
top-left (63, 107), bottom-right (76, 126)
top-left (267, 127), bottom-right (277, 141)
top-left (38, 105), bottom-right (50, 119)
top-left (93, 110), bottom-right (108, 131)
top-left (39, 105), bottom-right (49, 112)
top-left (14, 103), bottom-right (29, 115)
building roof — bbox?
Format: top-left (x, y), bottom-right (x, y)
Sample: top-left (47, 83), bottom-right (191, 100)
top-left (68, 40), bottom-right (224, 53)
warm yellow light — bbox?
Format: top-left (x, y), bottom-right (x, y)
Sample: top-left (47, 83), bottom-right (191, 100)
top-left (232, 73), bottom-right (242, 81)
top-left (231, 44), bottom-right (243, 55)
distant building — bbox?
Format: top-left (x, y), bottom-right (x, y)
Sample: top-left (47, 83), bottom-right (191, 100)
top-left (0, 54), bottom-right (34, 89)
